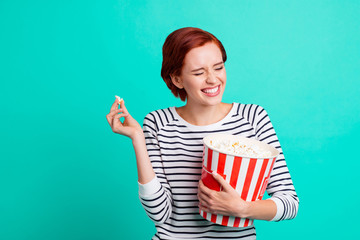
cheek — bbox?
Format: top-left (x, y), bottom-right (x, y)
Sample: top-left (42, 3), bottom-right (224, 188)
top-left (220, 72), bottom-right (227, 83)
top-left (188, 77), bottom-right (202, 88)
top-left (182, 78), bottom-right (201, 93)
top-left (218, 69), bottom-right (226, 80)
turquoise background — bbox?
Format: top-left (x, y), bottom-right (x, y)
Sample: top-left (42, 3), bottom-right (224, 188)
top-left (1, 0), bottom-right (359, 239)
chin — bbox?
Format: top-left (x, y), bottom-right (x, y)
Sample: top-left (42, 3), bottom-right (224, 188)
top-left (204, 96), bottom-right (223, 106)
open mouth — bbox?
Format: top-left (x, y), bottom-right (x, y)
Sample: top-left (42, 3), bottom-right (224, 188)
top-left (201, 85), bottom-right (220, 96)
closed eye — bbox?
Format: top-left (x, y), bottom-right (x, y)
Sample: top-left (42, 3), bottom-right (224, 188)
top-left (215, 66), bottom-right (224, 71)
top-left (193, 72), bottom-right (204, 76)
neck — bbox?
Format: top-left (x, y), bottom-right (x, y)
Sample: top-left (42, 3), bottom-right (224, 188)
top-left (177, 101), bottom-right (232, 126)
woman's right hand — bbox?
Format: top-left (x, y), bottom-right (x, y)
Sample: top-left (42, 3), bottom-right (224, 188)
top-left (106, 98), bottom-right (143, 140)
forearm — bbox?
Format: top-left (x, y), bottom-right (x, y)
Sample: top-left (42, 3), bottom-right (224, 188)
top-left (135, 130), bottom-right (173, 224)
top-left (131, 131), bottom-right (156, 184)
top-left (242, 199), bottom-right (277, 221)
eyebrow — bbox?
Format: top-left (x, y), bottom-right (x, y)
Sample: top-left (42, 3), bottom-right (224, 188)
top-left (190, 61), bottom-right (224, 72)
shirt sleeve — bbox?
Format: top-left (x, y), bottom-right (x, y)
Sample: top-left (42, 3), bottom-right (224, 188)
top-left (254, 105), bottom-right (299, 221)
top-left (137, 112), bottom-right (173, 224)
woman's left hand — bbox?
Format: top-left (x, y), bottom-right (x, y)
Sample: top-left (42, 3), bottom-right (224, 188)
top-left (197, 172), bottom-right (249, 218)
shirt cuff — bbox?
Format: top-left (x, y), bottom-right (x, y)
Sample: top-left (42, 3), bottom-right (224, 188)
top-left (138, 176), bottom-right (161, 196)
top-left (269, 197), bottom-right (284, 221)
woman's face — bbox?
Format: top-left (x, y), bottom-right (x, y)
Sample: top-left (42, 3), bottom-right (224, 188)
top-left (173, 42), bottom-right (226, 107)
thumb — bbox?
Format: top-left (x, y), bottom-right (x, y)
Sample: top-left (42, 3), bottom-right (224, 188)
top-left (212, 171), bottom-right (232, 192)
top-left (120, 100), bottom-right (129, 114)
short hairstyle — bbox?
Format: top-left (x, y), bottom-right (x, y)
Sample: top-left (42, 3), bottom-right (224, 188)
top-left (161, 27), bottom-right (227, 101)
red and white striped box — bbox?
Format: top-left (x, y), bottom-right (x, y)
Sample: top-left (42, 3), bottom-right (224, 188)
top-left (200, 134), bottom-right (279, 227)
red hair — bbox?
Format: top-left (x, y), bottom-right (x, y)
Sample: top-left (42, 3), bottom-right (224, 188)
top-left (161, 27), bottom-right (227, 101)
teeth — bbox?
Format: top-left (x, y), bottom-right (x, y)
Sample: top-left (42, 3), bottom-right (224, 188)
top-left (203, 86), bottom-right (219, 94)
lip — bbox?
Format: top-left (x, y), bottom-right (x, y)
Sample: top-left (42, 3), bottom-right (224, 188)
top-left (201, 85), bottom-right (221, 97)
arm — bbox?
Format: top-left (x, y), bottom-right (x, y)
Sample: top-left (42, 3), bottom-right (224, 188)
top-left (198, 105), bottom-right (299, 221)
top-left (106, 98), bottom-right (155, 183)
top-left (132, 132), bottom-right (156, 184)
top-left (254, 106), bottom-right (299, 221)
top-left (198, 172), bottom-right (277, 220)
top-left (106, 99), bottom-right (172, 224)
top-left (137, 113), bottom-right (173, 224)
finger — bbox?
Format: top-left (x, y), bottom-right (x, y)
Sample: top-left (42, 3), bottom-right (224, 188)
top-left (212, 171), bottom-right (233, 192)
top-left (109, 98), bottom-right (120, 112)
top-left (197, 181), bottom-right (207, 198)
top-left (108, 108), bottom-right (124, 118)
top-left (198, 180), bottom-right (214, 198)
top-left (113, 113), bottom-right (129, 127)
top-left (199, 199), bottom-right (220, 215)
top-left (198, 202), bottom-right (210, 213)
top-left (112, 114), bottom-right (124, 129)
top-left (112, 113), bottom-right (129, 128)
top-left (119, 100), bottom-right (129, 114)
top-left (106, 109), bottom-right (124, 126)
top-left (106, 115), bottom-right (111, 126)
top-left (114, 112), bottom-right (129, 120)
top-left (197, 191), bottom-right (211, 210)
top-left (198, 190), bottom-right (211, 206)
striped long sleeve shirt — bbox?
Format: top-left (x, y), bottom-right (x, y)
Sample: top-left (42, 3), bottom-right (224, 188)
top-left (138, 103), bottom-right (299, 240)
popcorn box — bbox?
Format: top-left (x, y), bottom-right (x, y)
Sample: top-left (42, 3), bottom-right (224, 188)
top-left (200, 134), bottom-right (279, 227)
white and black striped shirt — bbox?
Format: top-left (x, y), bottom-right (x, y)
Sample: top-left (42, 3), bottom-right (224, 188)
top-left (139, 103), bottom-right (299, 240)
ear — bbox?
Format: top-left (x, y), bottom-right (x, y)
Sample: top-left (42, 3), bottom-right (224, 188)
top-left (170, 74), bottom-right (184, 89)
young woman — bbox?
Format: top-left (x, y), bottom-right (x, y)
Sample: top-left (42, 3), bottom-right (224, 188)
top-left (106, 27), bottom-right (299, 239)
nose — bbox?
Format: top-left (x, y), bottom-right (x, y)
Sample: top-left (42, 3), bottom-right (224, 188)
top-left (206, 70), bottom-right (217, 84)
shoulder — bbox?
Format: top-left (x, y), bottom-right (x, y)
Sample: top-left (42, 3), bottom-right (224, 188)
top-left (233, 103), bottom-right (265, 118)
top-left (143, 107), bottom-right (177, 133)
top-left (229, 103), bottom-right (272, 129)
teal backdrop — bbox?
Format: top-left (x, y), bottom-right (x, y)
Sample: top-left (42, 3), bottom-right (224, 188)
top-left (1, 0), bottom-right (359, 239)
